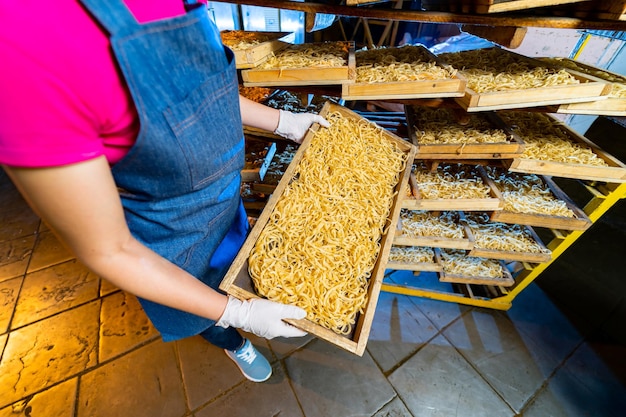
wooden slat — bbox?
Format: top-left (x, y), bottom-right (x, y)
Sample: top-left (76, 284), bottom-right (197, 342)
top-left (461, 25), bottom-right (527, 48)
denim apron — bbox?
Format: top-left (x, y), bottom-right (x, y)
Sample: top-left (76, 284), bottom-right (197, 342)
top-left (80, 0), bottom-right (248, 345)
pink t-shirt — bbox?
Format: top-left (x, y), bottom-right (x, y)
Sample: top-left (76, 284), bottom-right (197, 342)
top-left (0, 0), bottom-right (189, 167)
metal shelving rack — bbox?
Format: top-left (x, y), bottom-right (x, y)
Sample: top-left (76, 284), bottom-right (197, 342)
top-left (381, 181), bottom-right (626, 310)
top-left (225, 0), bottom-right (626, 311)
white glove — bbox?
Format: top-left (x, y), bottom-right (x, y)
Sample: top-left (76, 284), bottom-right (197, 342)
top-left (274, 109), bottom-right (330, 143)
top-left (216, 296), bottom-right (308, 339)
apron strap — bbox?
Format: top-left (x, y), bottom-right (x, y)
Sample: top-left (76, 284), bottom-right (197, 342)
top-left (79, 0), bottom-right (141, 35)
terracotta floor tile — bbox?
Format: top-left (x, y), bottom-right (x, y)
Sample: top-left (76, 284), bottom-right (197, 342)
top-left (27, 231), bottom-right (74, 273)
top-left (11, 260), bottom-right (100, 330)
top-left (99, 291), bottom-right (159, 362)
top-left (0, 235), bottom-right (35, 282)
top-left (0, 378), bottom-right (77, 417)
top-left (0, 277), bottom-right (21, 335)
top-left (0, 301), bottom-right (100, 408)
top-left (77, 341), bottom-right (186, 417)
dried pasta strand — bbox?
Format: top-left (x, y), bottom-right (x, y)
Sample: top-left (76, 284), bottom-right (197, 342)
top-left (249, 110), bottom-right (407, 335)
top-left (259, 42), bottom-right (348, 70)
top-left (439, 48), bottom-right (580, 93)
top-left (498, 111), bottom-right (609, 166)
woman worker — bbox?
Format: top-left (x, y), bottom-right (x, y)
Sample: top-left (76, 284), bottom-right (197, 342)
top-left (0, 0), bottom-right (329, 383)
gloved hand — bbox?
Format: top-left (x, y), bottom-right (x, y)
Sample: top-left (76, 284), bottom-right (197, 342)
top-left (216, 296), bottom-right (308, 339)
top-left (274, 109), bottom-right (330, 143)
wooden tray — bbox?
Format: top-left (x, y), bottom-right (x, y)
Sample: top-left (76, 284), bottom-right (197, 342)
top-left (220, 102), bottom-right (416, 356)
top-left (241, 41), bottom-right (356, 87)
top-left (499, 112), bottom-right (626, 183)
top-left (402, 163), bottom-right (503, 211)
top-left (342, 45), bottom-right (466, 100)
top-left (241, 139), bottom-right (277, 182)
top-left (487, 169), bottom-right (591, 231)
top-left (439, 48), bottom-right (612, 112)
top-left (220, 31), bottom-right (290, 69)
top-left (386, 246), bottom-right (442, 272)
top-left (405, 106), bottom-right (524, 159)
top-left (539, 58), bottom-right (626, 116)
top-left (394, 210), bottom-right (474, 250)
top-left (436, 249), bottom-right (515, 287)
top-left (464, 215), bottom-right (552, 263)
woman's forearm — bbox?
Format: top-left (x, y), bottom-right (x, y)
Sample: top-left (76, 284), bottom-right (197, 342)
top-left (239, 95), bottom-right (280, 132)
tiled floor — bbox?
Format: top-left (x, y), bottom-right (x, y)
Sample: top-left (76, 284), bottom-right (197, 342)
top-left (1, 168), bottom-right (626, 417)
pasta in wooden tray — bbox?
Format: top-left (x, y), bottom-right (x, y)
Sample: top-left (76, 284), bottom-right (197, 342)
top-left (242, 42), bottom-right (355, 87)
top-left (342, 45), bottom-right (465, 100)
top-left (410, 108), bottom-right (509, 145)
top-left (404, 163), bottom-right (502, 211)
top-left (258, 42), bottom-right (349, 69)
top-left (404, 106), bottom-right (524, 159)
top-left (437, 249), bottom-right (514, 287)
top-left (541, 57), bottom-right (626, 99)
top-left (485, 166), bottom-right (591, 230)
top-left (355, 46), bottom-right (456, 83)
top-left (222, 103), bottom-right (415, 355)
top-left (439, 48), bottom-right (580, 94)
top-left (399, 209), bottom-right (465, 239)
top-left (498, 111), bottom-right (608, 166)
top-left (485, 166), bottom-right (574, 217)
top-left (247, 109), bottom-right (409, 336)
top-left (394, 209), bottom-right (473, 250)
top-left (464, 213), bottom-right (551, 262)
top-left (437, 47), bottom-right (610, 112)
top-left (499, 111), bottom-right (626, 182)
top-left (388, 245), bottom-right (436, 265)
top-left (412, 163), bottom-right (492, 199)
top-left (220, 30), bottom-right (290, 69)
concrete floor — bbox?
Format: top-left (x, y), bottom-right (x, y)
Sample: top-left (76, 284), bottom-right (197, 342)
top-left (1, 165), bottom-right (626, 417)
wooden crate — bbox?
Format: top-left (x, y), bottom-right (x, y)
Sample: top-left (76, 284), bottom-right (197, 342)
top-left (439, 48), bottom-right (612, 112)
top-left (499, 111), bottom-right (626, 183)
top-left (464, 215), bottom-right (552, 263)
top-left (241, 41), bottom-right (356, 87)
top-left (487, 169), bottom-right (591, 231)
top-left (221, 31), bottom-right (290, 69)
top-left (241, 139), bottom-right (277, 182)
top-left (220, 102), bottom-right (416, 356)
top-left (437, 249), bottom-right (515, 287)
top-left (405, 106), bottom-right (524, 159)
top-left (402, 163), bottom-right (503, 211)
top-left (539, 58), bottom-right (626, 117)
top-left (386, 246), bottom-right (442, 272)
top-left (342, 45), bottom-right (466, 100)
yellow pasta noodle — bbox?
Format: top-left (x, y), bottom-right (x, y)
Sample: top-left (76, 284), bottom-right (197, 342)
top-left (440, 249), bottom-right (503, 279)
top-left (259, 42), bottom-right (348, 70)
top-left (464, 213), bottom-right (550, 254)
top-left (389, 246), bottom-right (435, 264)
top-left (439, 48), bottom-right (580, 93)
top-left (412, 163), bottom-right (491, 199)
top-left (248, 110), bottom-right (407, 335)
top-left (410, 107), bottom-right (510, 145)
top-left (485, 166), bottom-right (575, 217)
top-left (498, 111), bottom-right (609, 166)
top-left (355, 46), bottom-right (456, 83)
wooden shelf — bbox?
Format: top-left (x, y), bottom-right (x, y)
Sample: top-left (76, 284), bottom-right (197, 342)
top-left (219, 0), bottom-right (626, 31)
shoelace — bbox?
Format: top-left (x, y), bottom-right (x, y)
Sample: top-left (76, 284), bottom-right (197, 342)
top-left (236, 346), bottom-right (257, 365)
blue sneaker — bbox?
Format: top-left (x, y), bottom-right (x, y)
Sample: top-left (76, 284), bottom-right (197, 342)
top-left (224, 339), bottom-right (272, 382)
